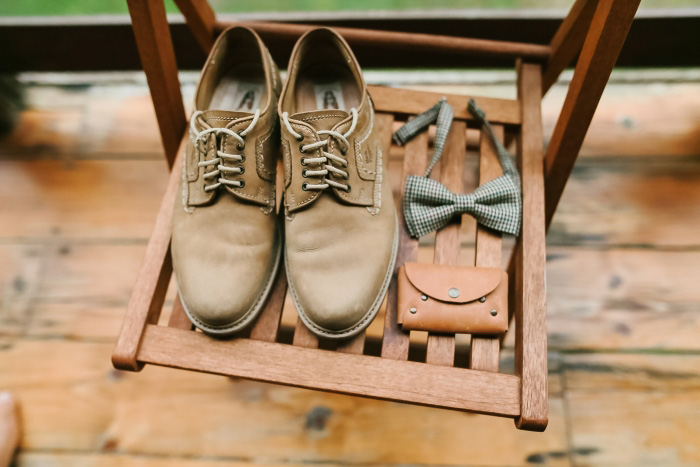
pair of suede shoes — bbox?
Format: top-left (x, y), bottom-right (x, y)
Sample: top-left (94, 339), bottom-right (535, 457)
top-left (172, 26), bottom-right (398, 340)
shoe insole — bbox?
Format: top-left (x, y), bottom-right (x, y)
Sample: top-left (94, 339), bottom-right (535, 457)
top-left (209, 62), bottom-right (267, 113)
top-left (294, 63), bottom-right (361, 113)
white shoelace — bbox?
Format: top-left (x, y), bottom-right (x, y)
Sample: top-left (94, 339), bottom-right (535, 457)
top-left (189, 109), bottom-right (260, 192)
top-left (281, 109), bottom-right (358, 193)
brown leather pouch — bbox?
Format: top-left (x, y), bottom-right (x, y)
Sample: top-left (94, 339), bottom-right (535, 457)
top-left (397, 262), bottom-right (508, 335)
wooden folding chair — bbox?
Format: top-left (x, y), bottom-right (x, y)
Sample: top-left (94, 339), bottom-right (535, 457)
top-left (113, 0), bottom-right (639, 431)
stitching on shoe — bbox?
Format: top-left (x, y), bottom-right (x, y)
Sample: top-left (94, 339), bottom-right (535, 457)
top-left (355, 99), bottom-right (376, 177)
top-left (301, 114), bottom-right (347, 122)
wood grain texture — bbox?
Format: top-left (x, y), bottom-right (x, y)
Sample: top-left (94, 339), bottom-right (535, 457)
top-left (168, 294), bottom-right (193, 331)
top-left (564, 353), bottom-right (700, 465)
top-left (111, 137), bottom-right (185, 371)
top-left (425, 121), bottom-right (467, 367)
top-left (292, 319), bottom-right (319, 349)
top-left (126, 0), bottom-right (187, 168)
top-left (138, 325), bottom-right (521, 416)
top-left (17, 453), bottom-right (268, 466)
top-left (543, 0), bottom-right (599, 93)
top-left (336, 333), bottom-right (366, 354)
top-left (248, 268), bottom-right (287, 343)
top-left (470, 124), bottom-right (506, 372)
top-left (514, 61), bottom-right (548, 431)
top-left (369, 85), bottom-right (520, 126)
top-left (230, 20), bottom-right (551, 62)
top-left (173, 0), bottom-right (216, 53)
top-left (544, 0), bottom-right (641, 228)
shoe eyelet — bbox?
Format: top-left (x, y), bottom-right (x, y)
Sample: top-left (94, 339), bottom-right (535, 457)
top-left (237, 142), bottom-right (245, 151)
top-left (299, 144), bottom-right (306, 154)
top-left (300, 158), bottom-right (307, 166)
top-left (344, 185), bottom-right (351, 193)
top-left (240, 155), bottom-right (246, 162)
top-left (239, 180), bottom-right (246, 188)
top-left (340, 147), bottom-right (347, 156)
top-left (302, 169), bottom-right (308, 178)
top-left (296, 134), bottom-right (304, 142)
top-left (343, 173), bottom-right (350, 180)
top-left (239, 167), bottom-right (245, 175)
top-left (302, 182), bottom-right (308, 191)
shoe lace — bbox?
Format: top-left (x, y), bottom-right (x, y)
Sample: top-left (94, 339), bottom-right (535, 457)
top-left (189, 109), bottom-right (260, 192)
top-left (281, 109), bottom-right (358, 193)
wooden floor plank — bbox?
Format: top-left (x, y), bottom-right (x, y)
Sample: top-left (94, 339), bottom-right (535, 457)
top-left (0, 160), bottom-right (168, 240)
top-left (545, 247), bottom-right (700, 351)
top-left (0, 244), bottom-right (47, 338)
top-left (1, 340), bottom-right (569, 465)
top-left (17, 452), bottom-right (273, 467)
top-left (564, 353), bottom-right (700, 465)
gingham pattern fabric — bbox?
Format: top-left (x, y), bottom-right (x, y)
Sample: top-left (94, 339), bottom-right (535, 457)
top-left (393, 98), bottom-right (454, 177)
top-left (398, 98), bottom-right (522, 238)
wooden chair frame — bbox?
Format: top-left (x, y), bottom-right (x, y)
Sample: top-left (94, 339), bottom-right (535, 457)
top-left (113, 0), bottom-right (639, 432)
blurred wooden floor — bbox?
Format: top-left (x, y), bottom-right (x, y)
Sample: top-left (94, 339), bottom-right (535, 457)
top-left (1, 71), bottom-right (700, 466)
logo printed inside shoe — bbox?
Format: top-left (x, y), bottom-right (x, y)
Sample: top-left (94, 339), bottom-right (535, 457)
top-left (314, 82), bottom-right (346, 111)
top-left (219, 82), bottom-right (264, 112)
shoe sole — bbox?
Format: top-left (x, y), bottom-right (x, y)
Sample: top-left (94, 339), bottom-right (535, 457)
top-left (178, 223), bottom-right (283, 337)
top-left (287, 215), bottom-right (399, 340)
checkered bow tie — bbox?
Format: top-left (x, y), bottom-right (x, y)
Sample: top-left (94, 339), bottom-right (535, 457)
top-left (395, 98), bottom-right (521, 239)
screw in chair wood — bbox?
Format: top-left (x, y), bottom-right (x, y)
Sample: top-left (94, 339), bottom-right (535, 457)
top-left (113, 0), bottom-right (640, 432)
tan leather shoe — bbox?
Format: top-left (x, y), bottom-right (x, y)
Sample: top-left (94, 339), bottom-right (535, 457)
top-left (172, 27), bottom-right (282, 336)
top-left (279, 28), bottom-right (398, 339)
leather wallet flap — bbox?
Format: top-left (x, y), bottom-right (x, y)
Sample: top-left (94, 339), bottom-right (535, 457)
top-left (404, 262), bottom-right (503, 304)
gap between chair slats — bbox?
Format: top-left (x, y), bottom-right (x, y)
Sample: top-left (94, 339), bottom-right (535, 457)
top-left (470, 124), bottom-right (505, 372)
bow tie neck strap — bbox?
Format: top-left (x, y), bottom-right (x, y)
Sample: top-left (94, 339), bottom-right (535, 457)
top-left (467, 99), bottom-right (518, 178)
top-left (392, 98), bottom-right (454, 177)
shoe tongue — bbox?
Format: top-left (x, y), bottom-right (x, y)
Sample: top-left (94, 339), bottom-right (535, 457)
top-left (200, 110), bottom-right (252, 128)
top-left (291, 109), bottom-right (349, 132)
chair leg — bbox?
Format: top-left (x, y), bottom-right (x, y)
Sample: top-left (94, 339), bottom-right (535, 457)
top-left (515, 60), bottom-right (547, 431)
top-left (173, 0), bottom-right (217, 53)
top-left (544, 0), bottom-right (640, 228)
top-left (542, 0), bottom-right (599, 94)
top-left (127, 0), bottom-right (187, 169)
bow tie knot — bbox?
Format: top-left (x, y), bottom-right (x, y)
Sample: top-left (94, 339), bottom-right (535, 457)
top-left (403, 174), bottom-right (521, 238)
